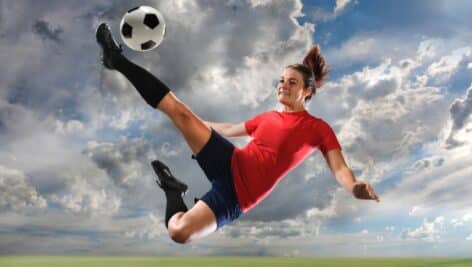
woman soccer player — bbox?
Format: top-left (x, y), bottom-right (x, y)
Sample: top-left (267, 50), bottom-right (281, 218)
top-left (96, 23), bottom-right (379, 244)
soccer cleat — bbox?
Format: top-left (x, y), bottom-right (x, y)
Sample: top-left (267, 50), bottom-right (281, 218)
top-left (151, 160), bottom-right (188, 194)
top-left (96, 22), bottom-right (123, 69)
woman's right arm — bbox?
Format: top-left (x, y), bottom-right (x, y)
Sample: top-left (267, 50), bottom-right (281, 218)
top-left (203, 121), bottom-right (248, 137)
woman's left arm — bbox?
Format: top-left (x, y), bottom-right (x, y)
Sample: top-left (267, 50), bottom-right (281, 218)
top-left (324, 149), bottom-right (380, 202)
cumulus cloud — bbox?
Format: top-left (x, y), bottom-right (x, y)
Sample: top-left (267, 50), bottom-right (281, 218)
top-left (124, 213), bottom-right (165, 240)
top-left (401, 216), bottom-right (445, 242)
top-left (83, 138), bottom-right (156, 188)
top-left (450, 213), bottom-right (472, 227)
top-left (319, 55), bottom-right (446, 183)
top-left (445, 84), bottom-right (472, 149)
top-left (32, 19), bottom-right (63, 43)
top-left (409, 206), bottom-right (423, 216)
top-left (325, 35), bottom-right (414, 66)
top-left (221, 219), bottom-right (315, 241)
top-left (0, 165), bottom-right (47, 211)
top-left (427, 47), bottom-right (471, 82)
top-left (50, 180), bottom-right (121, 216)
top-left (417, 39), bottom-right (443, 61)
top-left (334, 0), bottom-right (352, 14)
top-left (310, 0), bottom-right (354, 22)
top-left (53, 120), bottom-right (84, 135)
top-left (408, 157), bottom-right (445, 173)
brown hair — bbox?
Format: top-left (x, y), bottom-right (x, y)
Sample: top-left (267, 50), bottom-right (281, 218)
top-left (286, 45), bottom-right (330, 102)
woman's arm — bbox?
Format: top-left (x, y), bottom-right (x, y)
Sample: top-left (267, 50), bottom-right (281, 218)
top-left (203, 121), bottom-right (248, 138)
top-left (324, 149), bottom-right (379, 202)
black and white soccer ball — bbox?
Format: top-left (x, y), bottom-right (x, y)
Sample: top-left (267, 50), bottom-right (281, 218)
top-left (119, 6), bottom-right (166, 52)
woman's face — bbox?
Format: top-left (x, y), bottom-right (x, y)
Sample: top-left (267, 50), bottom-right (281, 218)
top-left (277, 68), bottom-right (311, 107)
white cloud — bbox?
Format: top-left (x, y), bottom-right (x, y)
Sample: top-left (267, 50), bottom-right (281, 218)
top-left (321, 38), bottom-right (472, 226)
top-left (319, 56), bottom-right (446, 186)
top-left (417, 39), bottom-right (444, 61)
top-left (445, 84), bottom-right (472, 148)
top-left (427, 46), bottom-right (471, 82)
top-left (407, 157), bottom-right (445, 174)
top-left (464, 213), bottom-right (472, 221)
top-left (50, 175), bottom-right (121, 216)
top-left (310, 0), bottom-right (354, 22)
top-left (325, 35), bottom-right (418, 66)
top-left (54, 119), bottom-right (84, 135)
top-left (124, 213), bottom-right (165, 240)
top-left (0, 165), bottom-right (47, 211)
top-left (409, 205), bottom-right (423, 216)
top-left (108, 110), bottom-right (133, 130)
top-left (83, 138), bottom-right (157, 188)
top-left (334, 0), bottom-right (352, 14)
top-left (159, 142), bottom-right (183, 158)
top-left (401, 216), bottom-right (445, 242)
top-left (451, 213), bottom-right (472, 227)
top-left (466, 234), bottom-right (472, 241)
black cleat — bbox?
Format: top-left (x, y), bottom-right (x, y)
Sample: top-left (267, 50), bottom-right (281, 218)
top-left (95, 22), bottom-right (123, 69)
top-left (151, 160), bottom-right (188, 194)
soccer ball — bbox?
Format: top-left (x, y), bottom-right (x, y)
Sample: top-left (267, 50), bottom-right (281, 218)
top-left (119, 6), bottom-right (166, 51)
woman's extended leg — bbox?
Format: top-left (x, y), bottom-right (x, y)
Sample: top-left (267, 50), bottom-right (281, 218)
top-left (96, 23), bottom-right (211, 155)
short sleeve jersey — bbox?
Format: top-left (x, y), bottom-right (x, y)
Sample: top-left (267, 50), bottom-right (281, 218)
top-left (230, 110), bottom-right (341, 212)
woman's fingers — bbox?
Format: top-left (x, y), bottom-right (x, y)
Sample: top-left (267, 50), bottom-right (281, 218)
top-left (354, 182), bottom-right (380, 202)
top-left (366, 183), bottom-right (380, 202)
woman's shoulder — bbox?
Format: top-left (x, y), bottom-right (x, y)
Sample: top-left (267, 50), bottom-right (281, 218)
top-left (305, 114), bottom-right (333, 129)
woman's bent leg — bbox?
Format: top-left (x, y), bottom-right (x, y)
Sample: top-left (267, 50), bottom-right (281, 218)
top-left (167, 200), bottom-right (217, 244)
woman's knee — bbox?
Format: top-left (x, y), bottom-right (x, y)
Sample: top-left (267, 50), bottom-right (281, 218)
top-left (173, 102), bottom-right (194, 121)
top-left (168, 221), bottom-right (192, 244)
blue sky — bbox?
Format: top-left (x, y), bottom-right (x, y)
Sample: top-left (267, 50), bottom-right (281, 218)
top-left (0, 0), bottom-right (471, 257)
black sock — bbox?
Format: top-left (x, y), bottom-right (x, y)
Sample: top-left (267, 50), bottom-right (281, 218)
top-left (113, 54), bottom-right (170, 108)
top-left (164, 190), bottom-right (188, 228)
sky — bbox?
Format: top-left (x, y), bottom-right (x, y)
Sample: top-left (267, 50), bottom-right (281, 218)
top-left (0, 0), bottom-right (471, 257)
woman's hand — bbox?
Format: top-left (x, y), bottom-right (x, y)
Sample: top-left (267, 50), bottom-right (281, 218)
top-left (352, 181), bottom-right (380, 202)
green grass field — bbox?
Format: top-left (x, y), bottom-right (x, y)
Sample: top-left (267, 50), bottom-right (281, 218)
top-left (1, 257), bottom-right (472, 267)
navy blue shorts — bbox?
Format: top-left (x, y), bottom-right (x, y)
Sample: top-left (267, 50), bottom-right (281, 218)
top-left (193, 129), bottom-right (242, 229)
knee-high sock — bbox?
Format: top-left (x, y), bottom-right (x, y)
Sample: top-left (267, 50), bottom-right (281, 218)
top-left (164, 190), bottom-right (188, 228)
top-left (113, 54), bottom-right (170, 108)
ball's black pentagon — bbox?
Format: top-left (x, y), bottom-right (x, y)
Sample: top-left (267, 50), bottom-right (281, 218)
top-left (127, 6), bottom-right (140, 13)
top-left (141, 40), bottom-right (156, 50)
top-left (143, 13), bottom-right (159, 29)
top-left (121, 22), bottom-right (133, 38)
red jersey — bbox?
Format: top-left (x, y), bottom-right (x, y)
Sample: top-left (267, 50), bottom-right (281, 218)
top-left (230, 110), bottom-right (342, 212)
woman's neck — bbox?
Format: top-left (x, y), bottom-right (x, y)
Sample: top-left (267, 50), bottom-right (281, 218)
top-left (282, 103), bottom-right (306, 113)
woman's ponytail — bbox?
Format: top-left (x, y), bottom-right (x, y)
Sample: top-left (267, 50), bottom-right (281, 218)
top-left (302, 45), bottom-right (330, 90)
top-left (286, 45), bottom-right (330, 102)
